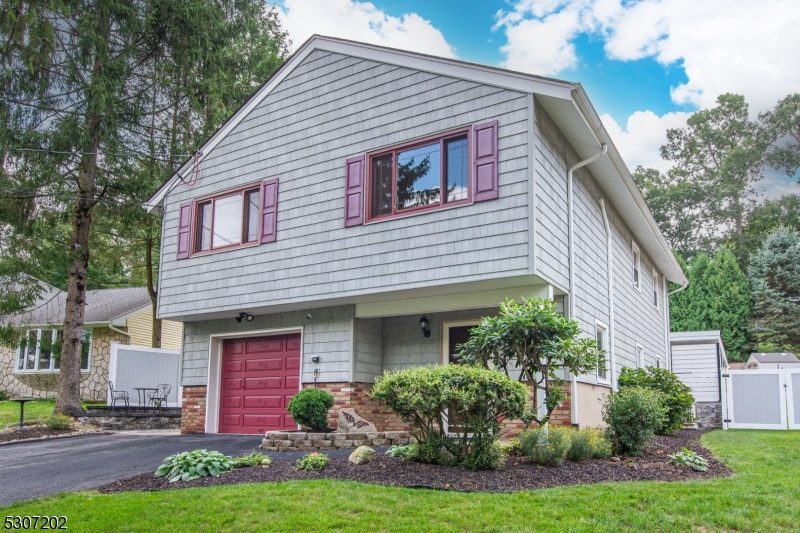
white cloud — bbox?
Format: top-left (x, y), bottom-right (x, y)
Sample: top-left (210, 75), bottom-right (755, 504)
top-left (494, 0), bottom-right (800, 112)
top-left (277, 0), bottom-right (456, 59)
top-left (600, 111), bottom-right (692, 173)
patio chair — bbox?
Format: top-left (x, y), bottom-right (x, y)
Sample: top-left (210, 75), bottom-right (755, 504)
top-left (109, 381), bottom-right (130, 411)
top-left (147, 384), bottom-right (172, 411)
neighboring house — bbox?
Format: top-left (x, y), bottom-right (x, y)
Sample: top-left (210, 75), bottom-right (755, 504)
top-left (745, 352), bottom-right (800, 369)
top-left (0, 286), bottom-right (182, 401)
top-left (146, 36), bottom-right (686, 435)
top-left (670, 331), bottom-right (728, 429)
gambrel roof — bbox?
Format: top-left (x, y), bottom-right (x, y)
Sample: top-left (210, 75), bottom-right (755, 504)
top-left (146, 35), bottom-right (687, 285)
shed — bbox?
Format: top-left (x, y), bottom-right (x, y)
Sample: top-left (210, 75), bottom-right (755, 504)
top-left (670, 331), bottom-right (728, 429)
top-left (744, 352), bottom-right (800, 369)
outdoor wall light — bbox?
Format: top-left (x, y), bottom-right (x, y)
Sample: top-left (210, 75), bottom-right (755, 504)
top-left (419, 315), bottom-right (431, 338)
top-left (311, 356), bottom-right (320, 363)
top-left (235, 312), bottom-right (254, 323)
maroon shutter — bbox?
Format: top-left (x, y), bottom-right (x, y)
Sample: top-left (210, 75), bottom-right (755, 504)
top-left (176, 201), bottom-right (192, 260)
top-left (260, 178), bottom-right (279, 243)
top-left (472, 120), bottom-right (499, 202)
top-left (344, 155), bottom-right (365, 227)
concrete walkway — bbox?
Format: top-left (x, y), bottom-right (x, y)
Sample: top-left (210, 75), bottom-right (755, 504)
top-left (0, 431), bottom-right (357, 506)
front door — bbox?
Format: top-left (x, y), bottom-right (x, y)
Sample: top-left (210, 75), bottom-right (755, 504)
top-left (445, 323), bottom-right (478, 434)
top-left (218, 334), bottom-right (301, 434)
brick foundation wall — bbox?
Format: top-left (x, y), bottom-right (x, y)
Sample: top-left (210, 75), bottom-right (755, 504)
top-left (498, 382), bottom-right (573, 437)
top-left (181, 386), bottom-right (207, 434)
top-left (309, 383), bottom-right (409, 432)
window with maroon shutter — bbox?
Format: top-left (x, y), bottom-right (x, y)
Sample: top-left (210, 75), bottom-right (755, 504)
top-left (472, 120), bottom-right (498, 202)
top-left (344, 156), bottom-right (365, 227)
top-left (176, 201), bottom-right (192, 260)
top-left (260, 178), bottom-right (279, 243)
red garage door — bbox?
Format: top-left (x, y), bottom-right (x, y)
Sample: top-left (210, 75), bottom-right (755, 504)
top-left (219, 334), bottom-right (301, 434)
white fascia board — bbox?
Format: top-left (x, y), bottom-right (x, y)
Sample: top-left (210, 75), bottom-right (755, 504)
top-left (109, 303), bottom-right (153, 327)
top-left (145, 35), bottom-right (573, 213)
top-left (570, 85), bottom-right (687, 285)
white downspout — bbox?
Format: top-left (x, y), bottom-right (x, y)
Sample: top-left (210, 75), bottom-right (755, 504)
top-left (598, 199), bottom-right (617, 391)
top-left (567, 143), bottom-right (608, 426)
top-left (107, 324), bottom-right (131, 345)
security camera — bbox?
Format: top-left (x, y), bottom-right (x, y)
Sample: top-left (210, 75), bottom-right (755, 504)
top-left (306, 313), bottom-right (313, 320)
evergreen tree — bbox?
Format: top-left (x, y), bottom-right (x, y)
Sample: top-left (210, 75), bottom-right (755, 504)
top-left (670, 253), bottom-right (711, 333)
top-left (705, 248), bottom-right (751, 360)
top-left (749, 227), bottom-right (800, 350)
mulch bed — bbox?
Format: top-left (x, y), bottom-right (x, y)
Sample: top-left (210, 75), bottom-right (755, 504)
top-left (99, 430), bottom-right (732, 494)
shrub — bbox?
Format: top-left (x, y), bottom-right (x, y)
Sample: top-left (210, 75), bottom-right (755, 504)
top-left (566, 427), bottom-right (612, 462)
top-left (44, 413), bottom-right (73, 430)
top-left (385, 444), bottom-right (415, 458)
top-left (232, 451), bottom-right (272, 468)
top-left (0, 389), bottom-right (7, 401)
top-left (519, 425), bottom-right (573, 466)
top-left (669, 448), bottom-right (709, 472)
top-left (619, 367), bottom-right (695, 434)
top-left (155, 450), bottom-right (234, 483)
top-left (287, 388), bottom-right (334, 432)
top-left (602, 386), bottom-right (667, 456)
top-left (499, 437), bottom-right (522, 457)
top-left (296, 452), bottom-right (329, 471)
top-left (370, 364), bottom-right (528, 470)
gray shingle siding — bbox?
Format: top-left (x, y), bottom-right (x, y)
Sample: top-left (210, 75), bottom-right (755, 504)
top-left (354, 317), bottom-right (382, 383)
top-left (159, 50), bottom-right (531, 319)
top-left (532, 100), bottom-right (668, 384)
top-left (180, 305), bottom-right (354, 387)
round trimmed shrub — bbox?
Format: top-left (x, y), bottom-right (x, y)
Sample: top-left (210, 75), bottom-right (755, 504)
top-left (287, 388), bottom-right (334, 432)
top-left (618, 367), bottom-right (695, 434)
top-left (602, 386), bottom-right (667, 456)
top-left (519, 425), bottom-right (573, 466)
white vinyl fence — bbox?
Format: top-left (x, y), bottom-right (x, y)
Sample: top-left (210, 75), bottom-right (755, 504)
top-left (108, 344), bottom-right (181, 407)
top-left (723, 369), bottom-right (799, 430)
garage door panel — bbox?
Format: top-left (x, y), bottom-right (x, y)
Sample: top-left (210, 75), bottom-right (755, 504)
top-left (245, 376), bottom-right (283, 390)
top-left (286, 376), bottom-right (299, 390)
top-left (221, 414), bottom-right (241, 427)
top-left (222, 396), bottom-right (242, 409)
top-left (245, 357), bottom-right (284, 372)
top-left (284, 414), bottom-right (297, 427)
top-left (244, 414), bottom-right (283, 428)
top-left (225, 342), bottom-right (244, 355)
top-left (288, 337), bottom-right (301, 351)
top-left (222, 378), bottom-right (242, 391)
top-left (285, 356), bottom-right (301, 370)
top-left (244, 395), bottom-right (283, 409)
top-left (224, 360), bottom-right (244, 373)
top-left (246, 339), bottom-right (283, 353)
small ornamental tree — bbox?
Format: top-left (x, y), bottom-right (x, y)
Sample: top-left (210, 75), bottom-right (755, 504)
top-left (458, 298), bottom-right (604, 427)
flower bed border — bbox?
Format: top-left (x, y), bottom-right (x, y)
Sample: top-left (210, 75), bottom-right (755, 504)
top-left (261, 430), bottom-right (410, 452)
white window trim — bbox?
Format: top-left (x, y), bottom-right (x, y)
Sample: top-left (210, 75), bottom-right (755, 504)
top-left (632, 241), bottom-right (641, 292)
top-left (636, 343), bottom-right (645, 368)
top-left (441, 318), bottom-right (482, 365)
top-left (652, 268), bottom-right (659, 309)
top-left (15, 328), bottom-right (92, 374)
top-left (596, 320), bottom-right (611, 384)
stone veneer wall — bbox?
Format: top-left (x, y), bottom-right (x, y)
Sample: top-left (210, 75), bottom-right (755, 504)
top-left (181, 386), bottom-right (207, 433)
top-left (0, 327), bottom-right (127, 401)
top-left (696, 402), bottom-right (722, 429)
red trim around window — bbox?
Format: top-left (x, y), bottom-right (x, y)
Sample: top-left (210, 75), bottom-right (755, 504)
top-left (190, 182), bottom-right (263, 257)
top-left (365, 127), bottom-right (472, 223)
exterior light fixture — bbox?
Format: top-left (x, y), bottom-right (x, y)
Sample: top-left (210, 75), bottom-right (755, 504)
top-left (235, 312), bottom-right (254, 323)
top-left (419, 315), bottom-right (431, 338)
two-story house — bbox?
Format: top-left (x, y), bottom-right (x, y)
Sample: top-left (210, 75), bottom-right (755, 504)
top-left (146, 36), bottom-right (687, 435)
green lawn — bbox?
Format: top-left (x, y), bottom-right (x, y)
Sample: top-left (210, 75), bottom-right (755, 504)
top-left (0, 399), bottom-right (105, 427)
top-left (2, 431), bottom-right (799, 532)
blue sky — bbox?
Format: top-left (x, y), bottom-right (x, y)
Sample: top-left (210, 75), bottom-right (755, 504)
top-left (274, 0), bottom-right (799, 197)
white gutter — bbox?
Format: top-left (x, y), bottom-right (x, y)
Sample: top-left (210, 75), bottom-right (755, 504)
top-left (567, 143), bottom-right (608, 426)
top-left (668, 280), bottom-right (689, 297)
top-left (598, 199), bottom-right (617, 390)
top-left (107, 324), bottom-right (131, 344)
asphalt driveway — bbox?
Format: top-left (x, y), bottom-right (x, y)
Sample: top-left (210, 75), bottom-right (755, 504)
top-left (0, 432), bottom-right (357, 506)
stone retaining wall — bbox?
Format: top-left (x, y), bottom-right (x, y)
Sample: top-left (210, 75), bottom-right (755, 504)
top-left (78, 414), bottom-right (180, 431)
top-left (261, 431), bottom-right (410, 452)
top-left (696, 402), bottom-right (722, 429)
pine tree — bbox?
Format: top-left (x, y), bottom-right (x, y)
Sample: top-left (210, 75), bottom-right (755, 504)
top-left (705, 248), bottom-right (751, 360)
top-left (670, 253), bottom-right (711, 332)
top-left (749, 227), bottom-right (800, 350)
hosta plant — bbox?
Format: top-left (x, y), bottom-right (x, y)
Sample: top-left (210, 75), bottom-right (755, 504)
top-left (669, 447), bottom-right (709, 471)
top-left (296, 452), bottom-right (329, 471)
top-left (385, 444), bottom-right (415, 458)
top-left (155, 450), bottom-right (234, 483)
top-left (232, 451), bottom-right (272, 468)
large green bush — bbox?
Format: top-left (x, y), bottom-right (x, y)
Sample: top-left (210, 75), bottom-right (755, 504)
top-left (370, 364), bottom-right (528, 470)
top-left (602, 386), bottom-right (667, 456)
top-left (519, 425), bottom-right (573, 466)
top-left (618, 367), bottom-right (695, 434)
top-left (287, 388), bottom-right (334, 432)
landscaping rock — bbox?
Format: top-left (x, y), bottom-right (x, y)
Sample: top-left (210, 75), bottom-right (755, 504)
top-left (337, 408), bottom-right (377, 433)
top-left (348, 446), bottom-right (376, 465)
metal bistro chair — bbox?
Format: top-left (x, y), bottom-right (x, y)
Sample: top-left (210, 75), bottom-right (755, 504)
top-left (147, 384), bottom-right (172, 412)
top-left (109, 381), bottom-right (130, 411)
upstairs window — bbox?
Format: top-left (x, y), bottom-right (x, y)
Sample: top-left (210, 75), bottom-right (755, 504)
top-left (195, 186), bottom-right (260, 253)
top-left (367, 128), bottom-right (471, 221)
top-left (596, 322), bottom-right (609, 382)
top-left (16, 329), bottom-right (91, 373)
top-left (632, 241), bottom-right (641, 291)
top-left (652, 268), bottom-right (659, 308)
top-left (637, 344), bottom-right (645, 368)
